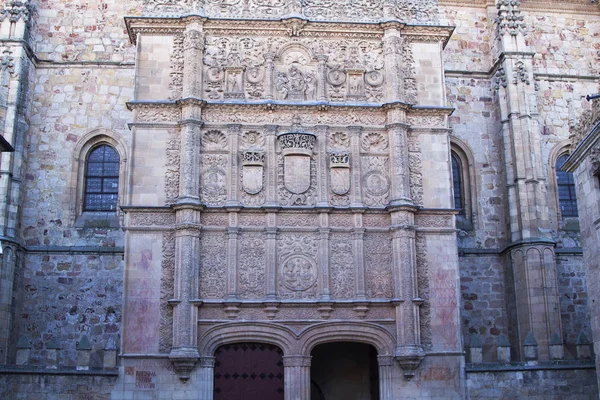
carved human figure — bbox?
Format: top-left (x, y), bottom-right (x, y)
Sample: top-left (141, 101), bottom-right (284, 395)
top-left (305, 72), bottom-right (317, 100)
top-left (276, 72), bottom-right (289, 99)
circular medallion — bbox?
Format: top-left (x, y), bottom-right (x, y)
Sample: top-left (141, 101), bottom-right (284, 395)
top-left (365, 70), bottom-right (384, 87)
top-left (246, 66), bottom-right (264, 83)
top-left (206, 67), bottom-right (224, 83)
top-left (201, 168), bottom-right (226, 194)
top-left (327, 69), bottom-right (346, 86)
top-left (363, 171), bottom-right (390, 196)
top-left (281, 255), bottom-right (317, 291)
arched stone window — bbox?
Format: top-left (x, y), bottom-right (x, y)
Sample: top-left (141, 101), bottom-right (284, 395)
top-left (84, 145), bottom-right (120, 211)
top-left (555, 153), bottom-right (578, 218)
top-left (451, 152), bottom-right (464, 214)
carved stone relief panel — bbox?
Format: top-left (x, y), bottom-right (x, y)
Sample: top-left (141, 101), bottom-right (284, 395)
top-left (240, 130), bottom-right (266, 206)
top-left (199, 231), bottom-right (227, 299)
top-left (328, 130), bottom-right (351, 206)
top-left (277, 234), bottom-right (319, 299)
top-left (416, 234), bottom-right (432, 350)
top-left (238, 232), bottom-right (267, 299)
top-left (364, 232), bottom-right (393, 298)
top-left (275, 46), bottom-right (317, 102)
top-left (203, 37), bottom-right (267, 101)
top-left (330, 233), bottom-right (355, 299)
top-left (407, 131), bottom-right (423, 206)
top-left (361, 156), bottom-right (390, 206)
top-left (169, 33), bottom-right (184, 100)
top-left (200, 154), bottom-right (228, 205)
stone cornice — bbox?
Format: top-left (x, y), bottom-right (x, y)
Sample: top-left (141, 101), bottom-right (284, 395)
top-left (438, 0), bottom-right (600, 14)
top-left (125, 15), bottom-right (454, 45)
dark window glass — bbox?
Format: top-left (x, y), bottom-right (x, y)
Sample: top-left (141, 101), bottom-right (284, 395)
top-left (451, 153), bottom-right (463, 213)
top-left (556, 154), bottom-right (578, 217)
top-left (84, 145), bottom-right (119, 211)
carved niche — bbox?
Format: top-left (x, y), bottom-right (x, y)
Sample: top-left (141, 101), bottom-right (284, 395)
top-left (275, 45), bottom-right (317, 102)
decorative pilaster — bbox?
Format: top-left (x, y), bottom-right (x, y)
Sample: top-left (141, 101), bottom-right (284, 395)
top-left (348, 126), bottom-right (363, 207)
top-left (317, 54), bottom-right (328, 101)
top-left (226, 226), bottom-right (240, 300)
top-left (265, 125), bottom-right (278, 205)
top-left (283, 356), bottom-right (311, 400)
top-left (377, 355), bottom-right (395, 400)
top-left (226, 124), bottom-right (242, 206)
top-left (381, 23), bottom-right (402, 102)
top-left (316, 125), bottom-right (329, 206)
top-left (198, 356), bottom-right (216, 400)
top-left (353, 226), bottom-right (367, 300)
top-left (318, 227), bottom-right (331, 300)
top-left (265, 225), bottom-right (278, 299)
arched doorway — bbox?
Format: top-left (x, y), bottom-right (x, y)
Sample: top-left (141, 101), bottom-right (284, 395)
top-left (214, 342), bottom-right (284, 400)
top-left (310, 342), bottom-right (380, 400)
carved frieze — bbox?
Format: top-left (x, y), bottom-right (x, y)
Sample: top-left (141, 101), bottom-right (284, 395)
top-left (278, 234), bottom-right (319, 299)
top-left (169, 34), bottom-right (184, 100)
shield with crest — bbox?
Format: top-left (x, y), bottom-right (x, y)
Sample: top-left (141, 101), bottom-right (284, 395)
top-left (241, 151), bottom-right (264, 195)
top-left (278, 132), bottom-right (316, 195)
top-left (329, 153), bottom-right (350, 195)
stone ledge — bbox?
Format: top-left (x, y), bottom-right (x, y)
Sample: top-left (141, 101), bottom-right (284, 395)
top-left (0, 366), bottom-right (119, 377)
top-left (466, 360), bottom-right (595, 373)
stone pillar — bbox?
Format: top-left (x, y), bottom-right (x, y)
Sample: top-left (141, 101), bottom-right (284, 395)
top-left (265, 226), bottom-right (278, 299)
top-left (353, 213), bottom-right (366, 300)
top-left (348, 126), bottom-right (363, 207)
top-left (103, 336), bottom-right (118, 369)
top-left (497, 335), bottom-right (511, 363)
top-left (377, 355), bottom-right (395, 400)
top-left (576, 331), bottom-right (592, 360)
top-left (469, 333), bottom-right (483, 364)
top-left (283, 356), bottom-right (311, 400)
top-left (198, 356), bottom-right (216, 400)
top-left (549, 332), bottom-right (564, 360)
top-left (494, 0), bottom-right (561, 361)
top-left (391, 211), bottom-right (424, 379)
top-left (523, 332), bottom-right (538, 362)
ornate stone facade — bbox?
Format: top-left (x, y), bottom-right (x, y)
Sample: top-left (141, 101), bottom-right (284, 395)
top-left (0, 0), bottom-right (599, 399)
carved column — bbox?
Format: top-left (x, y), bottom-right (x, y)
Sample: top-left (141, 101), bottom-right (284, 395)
top-left (265, 52), bottom-right (275, 100)
top-left (391, 211), bottom-right (424, 379)
top-left (387, 122), bottom-right (412, 206)
top-left (353, 225), bottom-right (367, 300)
top-left (169, 22), bottom-right (206, 378)
top-left (382, 23), bottom-right (402, 102)
top-left (378, 355), bottom-right (395, 400)
top-left (348, 126), bottom-right (363, 207)
top-left (182, 27), bottom-right (204, 99)
top-left (317, 54), bottom-right (328, 101)
top-left (227, 124), bottom-right (241, 206)
top-left (316, 125), bottom-right (329, 206)
top-left (198, 356), bottom-right (216, 400)
top-left (283, 356), bottom-right (311, 400)
top-left (265, 125), bottom-right (278, 205)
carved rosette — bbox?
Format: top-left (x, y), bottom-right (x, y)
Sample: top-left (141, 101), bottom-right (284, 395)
top-left (278, 132), bottom-right (316, 196)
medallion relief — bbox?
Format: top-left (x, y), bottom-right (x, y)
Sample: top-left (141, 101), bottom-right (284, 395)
top-left (200, 154), bottom-right (228, 205)
top-left (278, 234), bottom-right (318, 299)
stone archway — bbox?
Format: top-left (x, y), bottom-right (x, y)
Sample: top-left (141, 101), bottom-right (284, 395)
top-left (213, 342), bottom-right (284, 400)
top-left (310, 342), bottom-right (379, 400)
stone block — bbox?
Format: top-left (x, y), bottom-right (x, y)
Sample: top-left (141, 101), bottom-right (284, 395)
top-left (496, 335), bottom-right (511, 363)
top-left (15, 335), bottom-right (31, 366)
top-left (76, 335), bottom-right (92, 371)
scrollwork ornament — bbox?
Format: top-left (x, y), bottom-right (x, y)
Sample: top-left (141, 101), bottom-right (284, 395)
top-left (183, 30), bottom-right (204, 51)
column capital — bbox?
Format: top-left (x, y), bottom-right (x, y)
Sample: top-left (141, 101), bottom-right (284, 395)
top-left (283, 355), bottom-right (311, 367)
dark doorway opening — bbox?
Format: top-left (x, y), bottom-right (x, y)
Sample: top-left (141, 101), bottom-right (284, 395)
top-left (214, 342), bottom-right (284, 400)
top-left (310, 342), bottom-right (380, 400)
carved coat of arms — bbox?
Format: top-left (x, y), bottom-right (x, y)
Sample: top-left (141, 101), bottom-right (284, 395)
top-left (278, 132), bottom-right (316, 195)
top-left (241, 151), bottom-right (264, 194)
top-left (329, 153), bottom-right (350, 195)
